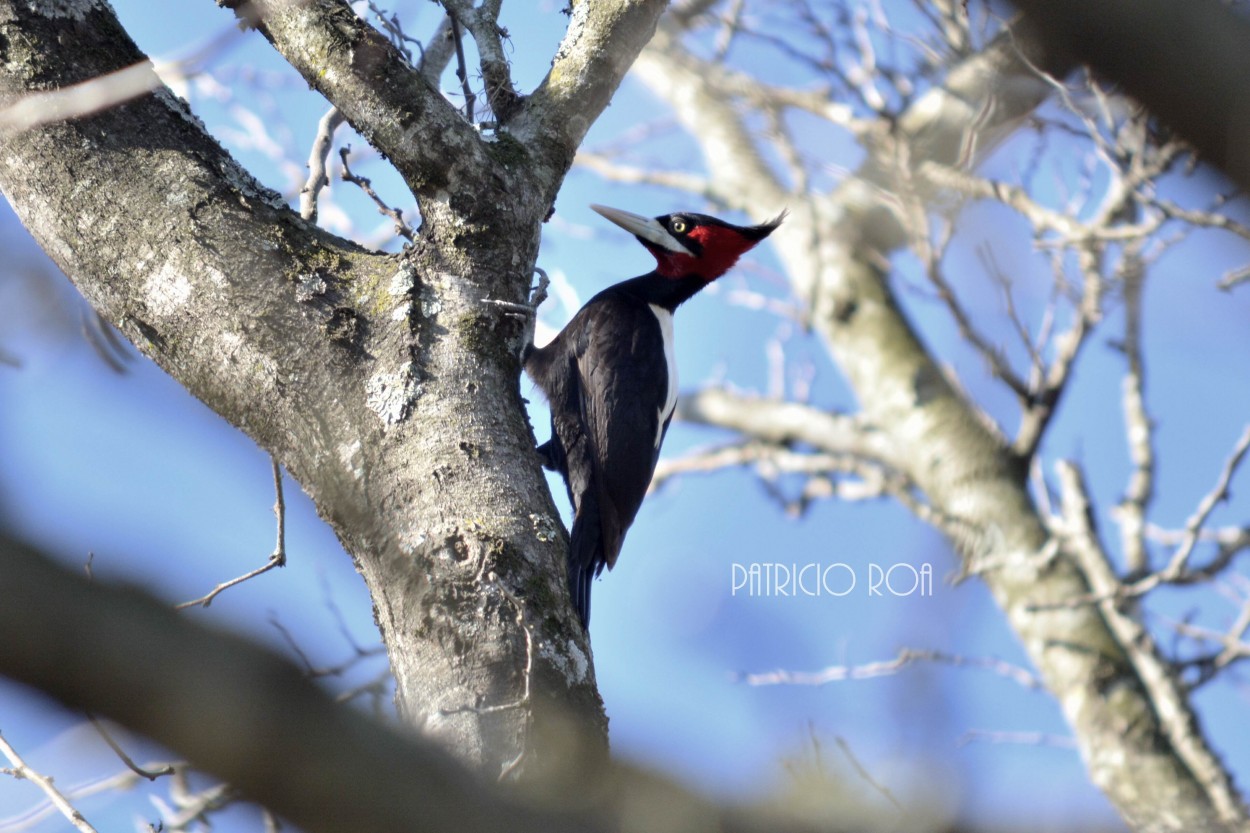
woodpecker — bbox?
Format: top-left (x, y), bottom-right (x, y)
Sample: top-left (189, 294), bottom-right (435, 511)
top-left (525, 204), bottom-right (784, 629)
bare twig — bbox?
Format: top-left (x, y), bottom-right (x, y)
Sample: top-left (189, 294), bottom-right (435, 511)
top-left (0, 761), bottom-right (185, 833)
top-left (86, 714), bottom-right (176, 781)
top-left (1013, 241), bottom-right (1104, 458)
top-left (267, 611), bottom-right (386, 682)
top-left (445, 7), bottom-right (477, 124)
top-left (0, 731), bottom-right (99, 833)
top-left (1165, 598), bottom-right (1250, 689)
top-left (956, 730), bottom-right (1077, 750)
top-left (916, 219), bottom-right (1030, 401)
top-left (176, 457), bottom-right (286, 610)
top-left (155, 769), bottom-right (235, 831)
top-left (367, 1), bottom-right (425, 62)
top-left (338, 146), bottom-right (416, 242)
top-left (834, 736), bottom-right (902, 810)
top-left (575, 152), bottom-right (714, 198)
top-left (442, 0), bottom-right (520, 121)
top-left (1153, 424), bottom-right (1250, 585)
top-left (299, 106), bottom-right (345, 223)
top-left (739, 646), bottom-right (1043, 690)
top-left (81, 309), bottom-right (132, 374)
top-left (1052, 424), bottom-right (1250, 608)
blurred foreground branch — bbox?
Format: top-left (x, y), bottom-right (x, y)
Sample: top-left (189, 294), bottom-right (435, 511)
top-left (0, 532), bottom-right (999, 833)
top-left (1010, 0), bottom-right (1250, 193)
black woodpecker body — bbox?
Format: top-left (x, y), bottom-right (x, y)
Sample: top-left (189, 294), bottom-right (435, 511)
top-left (525, 204), bottom-right (784, 629)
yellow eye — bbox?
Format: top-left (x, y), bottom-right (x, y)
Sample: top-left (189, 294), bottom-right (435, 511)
top-left (670, 218), bottom-right (688, 234)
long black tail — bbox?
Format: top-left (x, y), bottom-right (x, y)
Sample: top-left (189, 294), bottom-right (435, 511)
top-left (568, 499), bottom-right (604, 631)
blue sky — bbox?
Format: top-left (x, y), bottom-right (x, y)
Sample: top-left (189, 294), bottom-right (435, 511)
top-left (2, 2), bottom-right (1249, 831)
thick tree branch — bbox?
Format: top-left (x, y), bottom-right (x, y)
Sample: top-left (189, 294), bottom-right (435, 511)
top-left (0, 0), bottom-right (383, 490)
top-left (513, 0), bottom-right (668, 190)
top-left (0, 533), bottom-right (861, 833)
top-left (222, 0), bottom-right (492, 197)
top-left (674, 388), bottom-right (897, 467)
top-left (0, 534), bottom-right (565, 833)
top-left (1011, 0), bottom-right (1250, 194)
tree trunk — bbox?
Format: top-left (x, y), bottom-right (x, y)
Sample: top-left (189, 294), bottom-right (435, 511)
top-left (0, 0), bottom-right (665, 777)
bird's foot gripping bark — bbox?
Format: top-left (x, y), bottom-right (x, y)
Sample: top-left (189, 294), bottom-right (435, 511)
top-left (482, 267), bottom-right (550, 362)
top-left (534, 439), bottom-right (559, 471)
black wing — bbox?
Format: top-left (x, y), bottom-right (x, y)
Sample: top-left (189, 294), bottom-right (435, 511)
top-left (564, 296), bottom-right (671, 626)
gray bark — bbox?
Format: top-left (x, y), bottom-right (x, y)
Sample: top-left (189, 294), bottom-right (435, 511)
top-left (0, 0), bottom-right (666, 777)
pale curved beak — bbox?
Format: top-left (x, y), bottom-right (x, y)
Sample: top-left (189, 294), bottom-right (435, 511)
top-left (590, 204), bottom-right (690, 254)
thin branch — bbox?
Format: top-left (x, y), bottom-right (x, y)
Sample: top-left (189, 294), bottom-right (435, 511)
top-left (1149, 198), bottom-right (1250, 245)
top-left (81, 309), bottom-right (132, 374)
top-left (1114, 247), bottom-right (1154, 576)
top-left (0, 761), bottom-right (185, 833)
top-left (445, 7), bottom-right (477, 124)
top-left (367, 1), bottom-right (426, 63)
top-left (299, 107), bottom-right (346, 223)
top-left (267, 611), bottom-right (386, 683)
top-left (740, 647), bottom-right (1043, 690)
top-left (442, 0), bottom-right (521, 122)
top-left (269, 456), bottom-right (287, 566)
top-left (671, 388), bottom-right (897, 465)
top-left (574, 152), bottom-right (714, 198)
top-left (711, 0), bottom-right (745, 61)
top-left (334, 666), bottom-right (394, 717)
top-left (1053, 461), bottom-right (1247, 824)
top-left (156, 771), bottom-right (235, 831)
top-left (917, 219), bottom-right (1031, 401)
top-left (956, 730), bottom-right (1077, 750)
top-left (1218, 265), bottom-right (1250, 292)
top-left (1154, 424), bottom-right (1250, 585)
top-left (418, 15), bottom-right (456, 84)
top-left (1165, 600), bottom-right (1250, 689)
top-left (176, 457), bottom-right (286, 610)
top-left (1059, 424), bottom-right (1250, 605)
top-left (338, 146), bottom-right (416, 242)
top-left (981, 244), bottom-right (1042, 384)
top-left (1013, 240), bottom-right (1104, 458)
top-left (834, 736), bottom-right (902, 810)
top-left (0, 731), bottom-right (99, 833)
top-left (86, 714), bottom-right (176, 781)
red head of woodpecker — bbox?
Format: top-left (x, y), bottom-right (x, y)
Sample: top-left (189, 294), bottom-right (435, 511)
top-left (591, 203), bottom-right (785, 286)
top-left (524, 205), bottom-right (784, 630)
